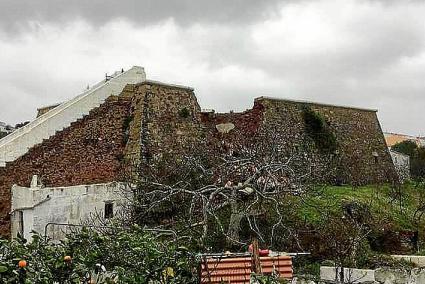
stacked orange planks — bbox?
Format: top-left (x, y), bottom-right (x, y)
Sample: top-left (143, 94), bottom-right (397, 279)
top-left (200, 255), bottom-right (292, 283)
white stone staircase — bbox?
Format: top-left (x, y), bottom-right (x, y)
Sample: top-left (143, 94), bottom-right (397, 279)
top-left (0, 66), bottom-right (146, 167)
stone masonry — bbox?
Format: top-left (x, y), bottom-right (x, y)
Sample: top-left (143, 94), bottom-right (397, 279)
top-left (130, 84), bottom-right (396, 186)
top-left (0, 80), bottom-right (397, 237)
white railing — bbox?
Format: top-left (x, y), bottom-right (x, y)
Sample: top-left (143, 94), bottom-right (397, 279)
top-left (0, 66), bottom-right (145, 166)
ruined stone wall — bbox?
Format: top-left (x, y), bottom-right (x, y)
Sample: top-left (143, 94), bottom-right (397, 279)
top-left (123, 83), bottom-right (396, 185)
top-left (256, 98), bottom-right (397, 185)
top-left (0, 81), bottom-right (398, 237)
top-left (200, 101), bottom-right (264, 139)
top-left (0, 96), bottom-right (132, 236)
top-left (199, 97), bottom-right (397, 185)
top-left (124, 81), bottom-right (204, 170)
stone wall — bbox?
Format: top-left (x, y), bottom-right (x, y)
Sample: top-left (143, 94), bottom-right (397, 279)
top-left (389, 149), bottom-right (410, 182)
top-left (0, 96), bottom-right (132, 236)
top-left (256, 98), bottom-right (397, 185)
top-left (0, 80), bottom-right (398, 237)
top-left (199, 97), bottom-right (397, 186)
top-left (123, 81), bottom-right (204, 172)
top-left (0, 66), bottom-right (145, 167)
top-left (123, 82), bottom-right (396, 185)
top-left (293, 266), bottom-right (425, 283)
top-left (320, 266), bottom-right (375, 283)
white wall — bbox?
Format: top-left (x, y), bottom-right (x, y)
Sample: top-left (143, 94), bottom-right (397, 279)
top-left (389, 149), bottom-right (410, 181)
top-left (320, 266), bottom-right (375, 283)
top-left (11, 182), bottom-right (132, 240)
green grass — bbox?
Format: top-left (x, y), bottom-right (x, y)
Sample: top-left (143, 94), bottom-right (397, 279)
top-left (294, 183), bottom-right (424, 231)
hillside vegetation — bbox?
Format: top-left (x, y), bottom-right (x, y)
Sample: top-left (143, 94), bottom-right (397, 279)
top-left (297, 183), bottom-right (423, 231)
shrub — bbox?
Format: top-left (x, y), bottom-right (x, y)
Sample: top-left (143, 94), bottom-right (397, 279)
top-left (178, 107), bottom-right (190, 119)
top-left (302, 106), bottom-right (337, 152)
top-left (0, 227), bottom-right (197, 283)
top-left (392, 140), bottom-right (418, 158)
top-left (392, 140), bottom-right (425, 180)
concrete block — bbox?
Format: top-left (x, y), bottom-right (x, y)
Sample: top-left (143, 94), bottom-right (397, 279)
top-left (320, 266), bottom-right (375, 283)
top-left (409, 268), bottom-right (425, 284)
top-left (375, 268), bottom-right (409, 284)
top-left (392, 255), bottom-right (425, 267)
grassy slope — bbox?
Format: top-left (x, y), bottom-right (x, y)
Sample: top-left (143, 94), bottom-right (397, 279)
top-left (295, 183), bottom-right (424, 231)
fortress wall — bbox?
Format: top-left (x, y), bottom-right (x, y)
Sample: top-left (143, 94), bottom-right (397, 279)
top-left (257, 97), bottom-right (397, 185)
top-left (123, 81), bottom-right (204, 169)
top-left (0, 81), bottom-right (398, 237)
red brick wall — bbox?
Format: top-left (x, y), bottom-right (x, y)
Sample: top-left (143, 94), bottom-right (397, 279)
top-left (200, 100), bottom-right (265, 137)
top-left (199, 100), bottom-right (266, 157)
top-left (0, 96), bottom-right (132, 236)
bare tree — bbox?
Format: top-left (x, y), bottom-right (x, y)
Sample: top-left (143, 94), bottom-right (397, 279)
top-left (123, 127), bottom-right (337, 251)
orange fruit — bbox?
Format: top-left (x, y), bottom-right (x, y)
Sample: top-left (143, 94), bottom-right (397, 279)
top-left (18, 260), bottom-right (27, 268)
top-left (64, 255), bottom-right (72, 262)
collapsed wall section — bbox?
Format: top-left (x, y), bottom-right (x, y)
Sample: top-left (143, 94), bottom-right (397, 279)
top-left (124, 82), bottom-right (397, 185)
top-left (199, 97), bottom-right (397, 185)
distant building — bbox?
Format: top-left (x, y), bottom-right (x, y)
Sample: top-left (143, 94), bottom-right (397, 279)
top-left (0, 121), bottom-right (14, 134)
top-left (0, 122), bottom-right (6, 132)
top-left (389, 148), bottom-right (410, 182)
top-left (384, 132), bottom-right (425, 147)
top-left (36, 103), bottom-right (60, 118)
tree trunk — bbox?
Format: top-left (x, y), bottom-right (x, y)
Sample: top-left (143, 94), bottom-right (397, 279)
top-left (227, 189), bottom-right (243, 246)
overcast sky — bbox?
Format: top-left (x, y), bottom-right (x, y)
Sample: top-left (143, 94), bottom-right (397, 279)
top-left (0, 0), bottom-right (424, 135)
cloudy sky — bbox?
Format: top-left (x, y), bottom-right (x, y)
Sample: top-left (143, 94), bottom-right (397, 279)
top-left (0, 0), bottom-right (424, 135)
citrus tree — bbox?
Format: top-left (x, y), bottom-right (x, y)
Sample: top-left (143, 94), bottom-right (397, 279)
top-left (0, 226), bottom-right (197, 283)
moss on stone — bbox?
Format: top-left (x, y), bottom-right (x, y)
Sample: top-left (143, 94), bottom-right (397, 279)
top-left (302, 106), bottom-right (337, 152)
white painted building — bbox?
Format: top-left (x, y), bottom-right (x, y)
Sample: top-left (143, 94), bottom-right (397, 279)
top-left (10, 178), bottom-right (132, 241)
top-left (389, 148), bottom-right (410, 182)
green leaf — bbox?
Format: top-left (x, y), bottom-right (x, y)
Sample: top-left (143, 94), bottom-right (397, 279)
top-left (0, 265), bottom-right (8, 273)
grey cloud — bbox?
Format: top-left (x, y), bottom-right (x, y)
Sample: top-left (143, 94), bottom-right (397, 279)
top-left (1, 0), bottom-right (425, 136)
top-left (236, 16), bottom-right (423, 81)
top-left (0, 0), bottom-right (416, 33)
top-left (0, 0), bottom-right (284, 33)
